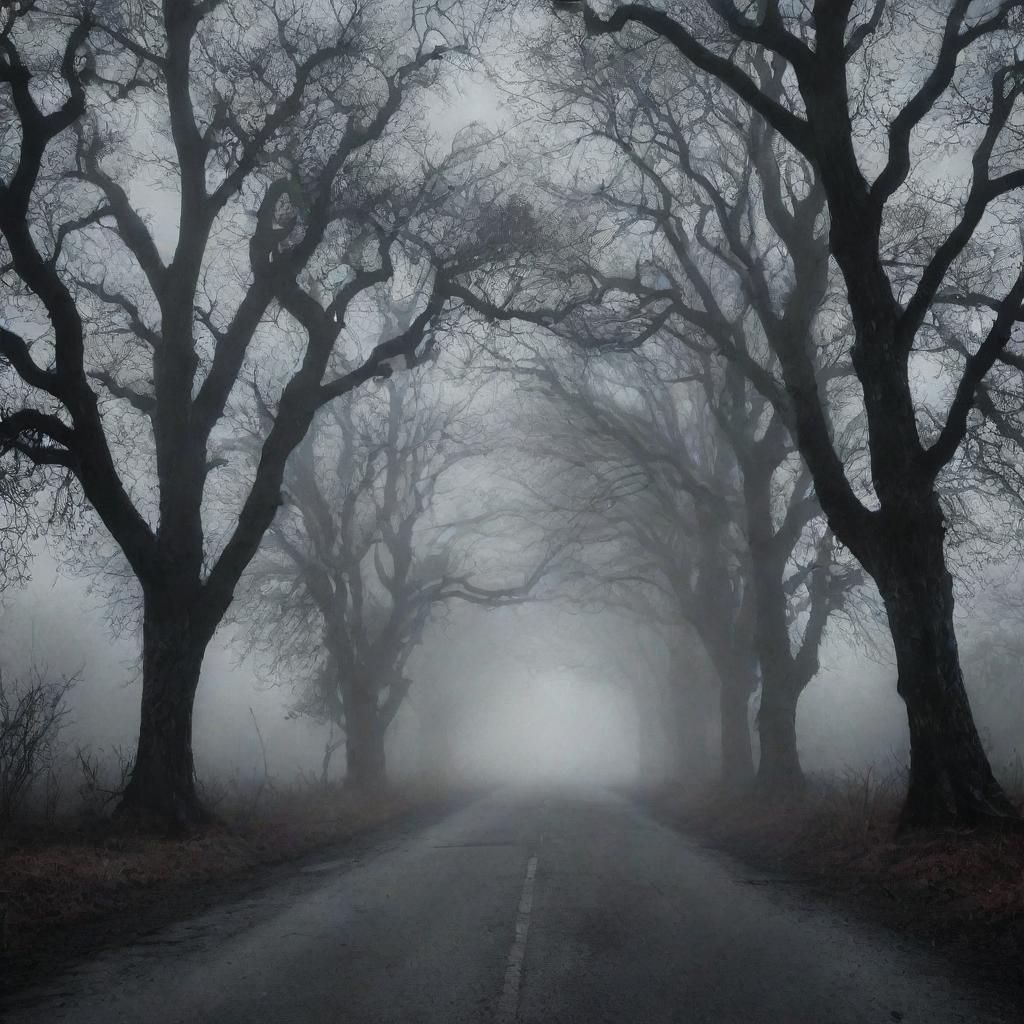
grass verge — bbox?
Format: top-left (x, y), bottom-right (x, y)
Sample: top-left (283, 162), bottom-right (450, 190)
top-left (648, 773), bottom-right (1024, 1001)
top-left (0, 781), bottom-right (453, 994)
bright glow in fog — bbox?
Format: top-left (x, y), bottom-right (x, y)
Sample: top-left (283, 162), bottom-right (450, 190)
top-left (452, 675), bottom-right (639, 786)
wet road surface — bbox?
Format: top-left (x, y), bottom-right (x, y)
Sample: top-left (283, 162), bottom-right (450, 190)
top-left (1, 788), bottom-right (1014, 1023)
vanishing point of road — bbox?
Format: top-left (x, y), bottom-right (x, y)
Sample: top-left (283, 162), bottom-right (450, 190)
top-left (1, 789), bottom-right (1013, 1023)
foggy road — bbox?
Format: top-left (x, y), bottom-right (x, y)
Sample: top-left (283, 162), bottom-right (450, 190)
top-left (2, 790), bottom-right (1012, 1024)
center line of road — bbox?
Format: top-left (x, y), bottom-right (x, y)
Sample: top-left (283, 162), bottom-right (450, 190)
top-left (495, 853), bottom-right (539, 1024)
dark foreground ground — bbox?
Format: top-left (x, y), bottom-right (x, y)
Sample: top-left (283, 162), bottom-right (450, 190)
top-left (0, 786), bottom-right (435, 994)
top-left (1, 787), bottom-right (1017, 1023)
top-left (651, 782), bottom-right (1024, 1010)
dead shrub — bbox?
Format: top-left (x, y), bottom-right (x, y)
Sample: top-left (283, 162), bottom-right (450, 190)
top-left (74, 744), bottom-right (135, 818)
top-left (0, 667), bottom-right (76, 825)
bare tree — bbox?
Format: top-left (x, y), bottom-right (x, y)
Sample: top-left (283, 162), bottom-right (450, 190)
top-left (708, 360), bottom-right (860, 794)
top-left (527, 1), bottom-right (1024, 825)
top-left (506, 338), bottom-right (855, 792)
top-left (503, 343), bottom-right (756, 786)
top-left (595, 607), bottom-right (716, 788)
top-left (241, 364), bottom-right (556, 790)
top-left (0, 0), bottom-right (512, 825)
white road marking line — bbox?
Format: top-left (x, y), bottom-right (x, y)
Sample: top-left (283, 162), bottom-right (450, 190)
top-left (495, 853), bottom-right (539, 1024)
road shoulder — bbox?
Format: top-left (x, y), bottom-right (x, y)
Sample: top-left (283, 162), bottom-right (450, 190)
top-left (642, 785), bottom-right (1024, 1016)
top-left (1, 787), bottom-right (474, 1001)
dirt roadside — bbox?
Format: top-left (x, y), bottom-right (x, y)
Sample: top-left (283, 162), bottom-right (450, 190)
top-left (645, 784), bottom-right (1024, 1014)
top-left (0, 786), bottom-right (472, 999)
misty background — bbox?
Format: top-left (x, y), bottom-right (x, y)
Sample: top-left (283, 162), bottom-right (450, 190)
top-left (2, 0), bottom-right (1024, 830)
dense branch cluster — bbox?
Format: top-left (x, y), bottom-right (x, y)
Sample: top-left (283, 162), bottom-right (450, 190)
top-left (1, 0), bottom-right (1024, 830)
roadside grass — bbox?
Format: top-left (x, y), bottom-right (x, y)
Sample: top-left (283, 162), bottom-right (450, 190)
top-left (649, 770), bottom-right (1024, 989)
top-left (0, 780), bottom-right (438, 962)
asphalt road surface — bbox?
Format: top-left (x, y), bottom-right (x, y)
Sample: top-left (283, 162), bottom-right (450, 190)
top-left (2, 788), bottom-right (1015, 1023)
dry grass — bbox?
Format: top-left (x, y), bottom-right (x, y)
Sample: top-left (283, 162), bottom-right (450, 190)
top-left (0, 781), bottom-right (435, 958)
top-left (650, 773), bottom-right (1024, 986)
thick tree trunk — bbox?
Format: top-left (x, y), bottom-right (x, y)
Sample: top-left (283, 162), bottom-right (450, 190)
top-left (744, 464), bottom-right (808, 799)
top-left (344, 689), bottom-right (387, 791)
top-left (748, 549), bottom-right (807, 797)
top-left (755, 670), bottom-right (804, 798)
top-left (875, 512), bottom-right (1016, 826)
top-left (117, 596), bottom-right (212, 830)
top-left (799, 79), bottom-right (1015, 826)
top-left (719, 679), bottom-right (754, 792)
top-left (661, 672), bottom-right (713, 785)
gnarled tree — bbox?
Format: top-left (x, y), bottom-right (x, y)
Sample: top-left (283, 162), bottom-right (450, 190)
top-left (0, 0), bottom-right (499, 825)
top-left (543, 0), bottom-right (1024, 824)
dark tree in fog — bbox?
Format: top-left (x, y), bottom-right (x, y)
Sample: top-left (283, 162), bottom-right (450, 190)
top-left (0, 0), bottom-right (498, 826)
top-left (532, 351), bottom-right (758, 788)
top-left (537, 1), bottom-right (1024, 824)
top-left (707, 362), bottom-right (860, 793)
top-left (599, 605), bottom-right (717, 788)
top-left (241, 363), bottom-right (554, 790)
top-left (468, 24), bottom-right (854, 794)
top-left (509, 341), bottom-right (855, 791)
top-left (560, 64), bottom-right (849, 794)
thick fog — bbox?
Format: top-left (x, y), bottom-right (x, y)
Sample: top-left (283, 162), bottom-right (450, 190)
top-left (2, 0), bottom-right (1024, 836)
top-left (8, 442), bottom-right (1020, 811)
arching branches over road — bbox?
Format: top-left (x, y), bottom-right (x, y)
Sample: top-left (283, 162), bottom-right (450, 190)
top-left (535, 0), bottom-right (1024, 824)
top-left (499, 338), bottom-right (858, 793)
top-left (500, 342), bottom-right (759, 788)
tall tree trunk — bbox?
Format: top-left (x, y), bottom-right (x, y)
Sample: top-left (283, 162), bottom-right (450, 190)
top-left (117, 594), bottom-right (212, 829)
top-left (741, 456), bottom-right (808, 797)
top-left (344, 687), bottom-right (387, 791)
top-left (756, 669), bottom-right (804, 797)
top-left (874, 507), bottom-right (1015, 826)
top-left (662, 670), bottom-right (713, 785)
top-left (747, 567), bottom-right (807, 797)
top-left (718, 675), bottom-right (754, 792)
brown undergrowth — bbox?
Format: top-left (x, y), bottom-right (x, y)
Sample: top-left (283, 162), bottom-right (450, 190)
top-left (649, 772), bottom-right (1024, 998)
top-left (0, 781), bottom-right (442, 976)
